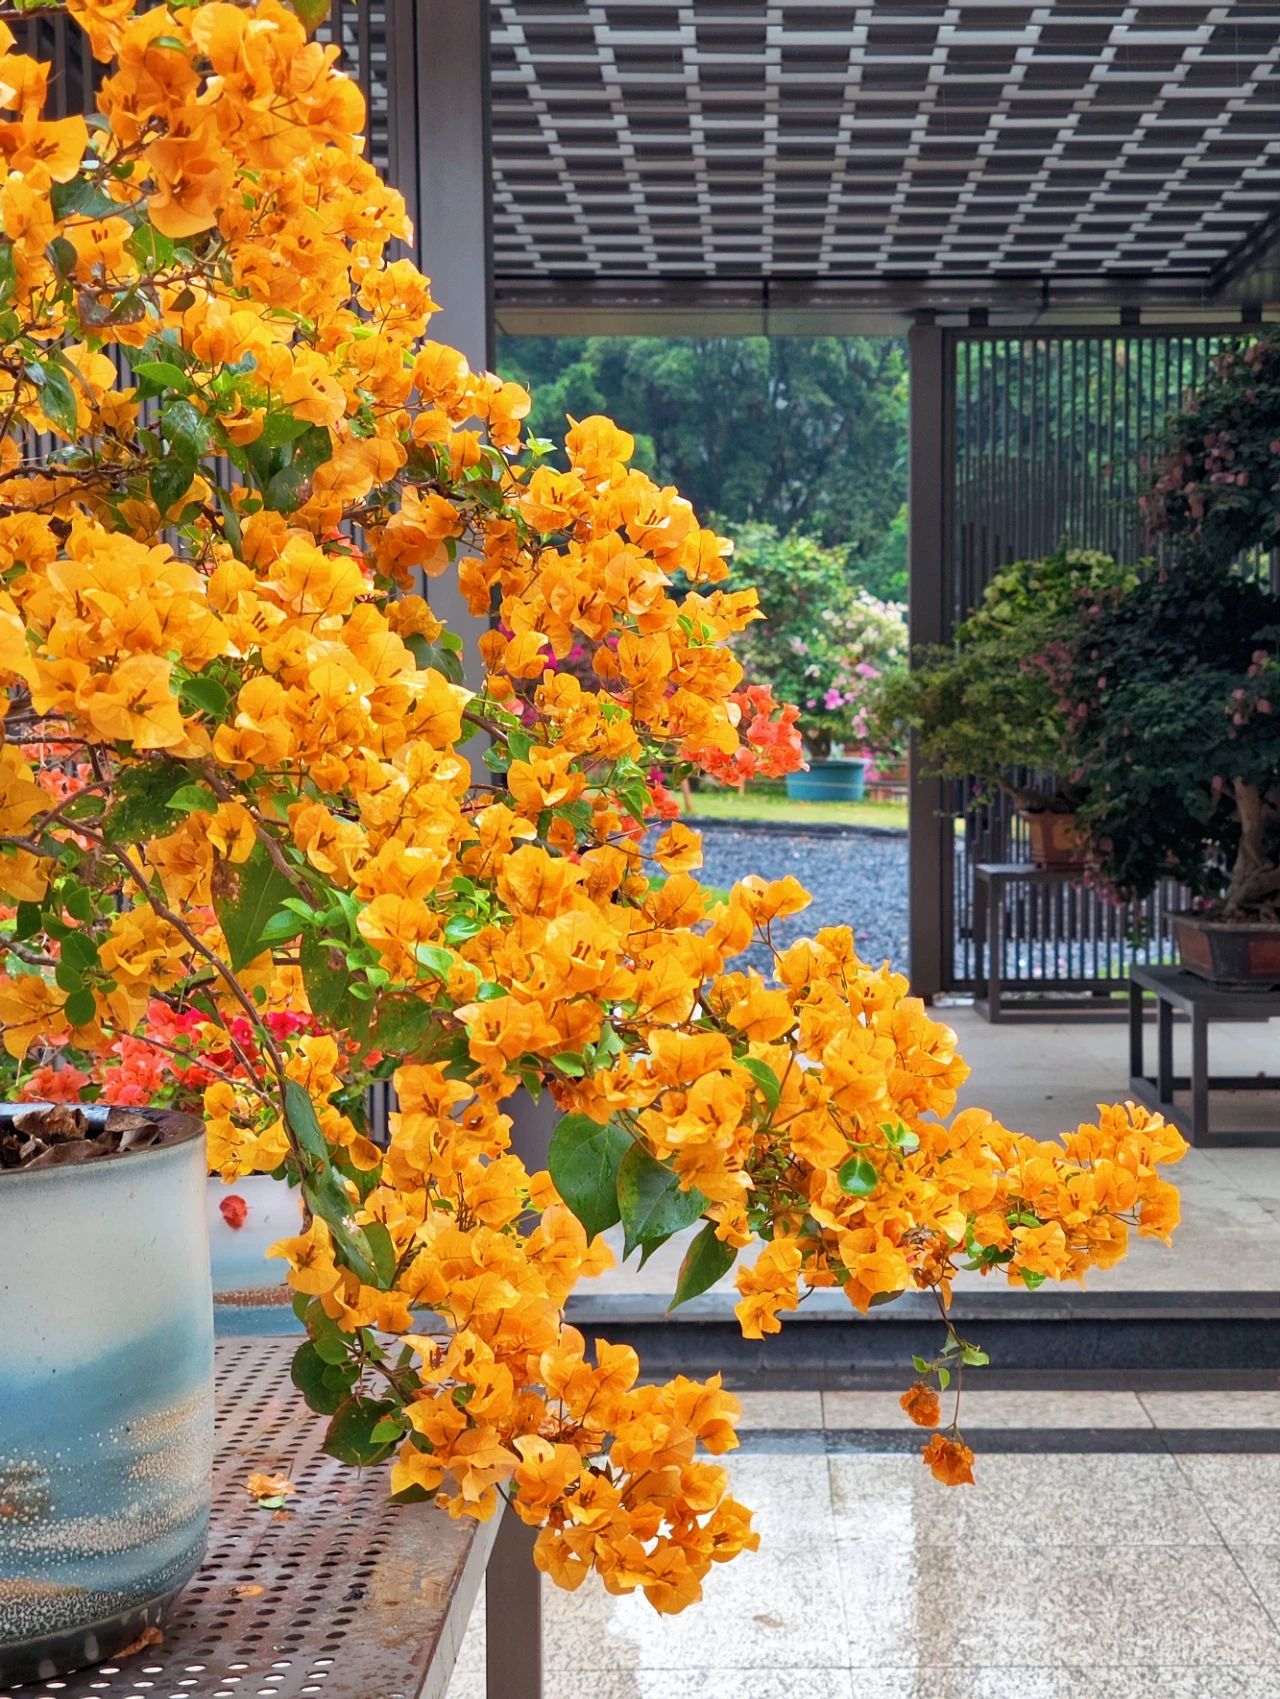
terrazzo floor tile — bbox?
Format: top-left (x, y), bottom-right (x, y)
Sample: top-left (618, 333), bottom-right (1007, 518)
top-left (828, 1451), bottom-right (1221, 1547)
top-left (1175, 1454), bottom-right (1280, 1543)
top-left (835, 1542), bottom-right (1280, 1668)
top-left (704, 1445), bottom-right (838, 1548)
top-left (1217, 1546), bottom-right (1280, 1622)
top-left (1140, 1389), bottom-right (1280, 1430)
top-left (843, 1669), bottom-right (1280, 1699)
top-left (822, 1388), bottom-right (1151, 1431)
top-left (450, 1674), bottom-right (858, 1699)
top-left (540, 1542), bottom-right (850, 1671)
top-left (732, 1389), bottom-right (824, 1430)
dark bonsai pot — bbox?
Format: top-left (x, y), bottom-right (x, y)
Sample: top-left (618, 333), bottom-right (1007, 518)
top-left (1172, 911), bottom-right (1280, 989)
top-left (1018, 808), bottom-right (1091, 871)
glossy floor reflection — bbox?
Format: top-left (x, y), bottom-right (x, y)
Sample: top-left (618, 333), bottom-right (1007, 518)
top-left (445, 1388), bottom-right (1280, 1699)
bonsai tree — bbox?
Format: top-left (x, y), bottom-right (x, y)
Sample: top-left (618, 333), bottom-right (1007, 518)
top-left (725, 523), bottom-right (907, 759)
top-left (872, 548), bottom-right (1136, 814)
top-left (1053, 561), bottom-right (1280, 915)
top-left (1142, 334), bottom-right (1280, 571)
top-left (0, 0), bottom-right (1187, 1612)
top-left (1063, 332), bottom-right (1280, 920)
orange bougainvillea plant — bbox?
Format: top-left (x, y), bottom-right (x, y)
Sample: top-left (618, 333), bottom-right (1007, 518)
top-left (0, 0), bottom-right (1187, 1614)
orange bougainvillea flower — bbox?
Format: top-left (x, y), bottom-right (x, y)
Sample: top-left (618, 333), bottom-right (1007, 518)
top-left (921, 1434), bottom-right (976, 1487)
top-left (900, 1382), bottom-right (941, 1429)
top-left (0, 0), bottom-right (1187, 1615)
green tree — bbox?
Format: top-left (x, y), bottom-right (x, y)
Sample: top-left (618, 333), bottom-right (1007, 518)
top-left (497, 335), bottom-right (907, 570)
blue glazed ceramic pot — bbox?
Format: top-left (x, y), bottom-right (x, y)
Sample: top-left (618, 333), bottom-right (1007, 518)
top-left (785, 757), bottom-right (866, 803)
top-left (0, 1106), bottom-right (214, 1686)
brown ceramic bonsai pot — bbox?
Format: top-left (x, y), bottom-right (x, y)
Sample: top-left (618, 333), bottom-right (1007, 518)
top-left (1018, 808), bottom-right (1091, 871)
top-left (1171, 911), bottom-right (1280, 989)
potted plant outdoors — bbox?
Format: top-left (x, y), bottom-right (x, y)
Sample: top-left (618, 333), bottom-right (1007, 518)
top-left (0, 1), bottom-right (1189, 1677)
top-left (1058, 560), bottom-right (1280, 987)
top-left (1140, 333), bottom-right (1280, 574)
top-left (725, 524), bottom-right (907, 801)
top-left (871, 549), bottom-right (1136, 869)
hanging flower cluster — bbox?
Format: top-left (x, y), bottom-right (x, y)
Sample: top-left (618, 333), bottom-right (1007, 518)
top-left (0, 0), bottom-right (1186, 1614)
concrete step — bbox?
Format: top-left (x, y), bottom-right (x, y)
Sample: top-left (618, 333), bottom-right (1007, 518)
top-left (562, 1288), bottom-right (1280, 1388)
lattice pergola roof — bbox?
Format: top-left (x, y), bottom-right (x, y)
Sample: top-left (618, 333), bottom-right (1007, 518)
top-left (490, 2), bottom-right (1280, 321)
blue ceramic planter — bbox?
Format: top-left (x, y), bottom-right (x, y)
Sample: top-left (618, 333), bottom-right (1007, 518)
top-left (785, 758), bottom-right (866, 803)
top-left (0, 1107), bottom-right (214, 1686)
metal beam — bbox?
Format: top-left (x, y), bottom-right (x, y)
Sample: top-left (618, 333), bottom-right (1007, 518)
top-left (494, 276), bottom-right (1273, 341)
top-left (906, 321), bottom-right (952, 1004)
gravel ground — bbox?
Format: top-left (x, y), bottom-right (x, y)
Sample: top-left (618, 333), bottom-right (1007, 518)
top-left (689, 822), bottom-right (908, 979)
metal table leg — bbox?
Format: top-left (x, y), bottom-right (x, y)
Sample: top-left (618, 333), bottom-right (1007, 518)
top-left (1157, 994), bottom-right (1174, 1108)
top-left (1191, 1006), bottom-right (1210, 1145)
top-left (1129, 979), bottom-right (1144, 1083)
top-left (988, 879), bottom-right (1004, 1023)
top-left (487, 1509), bottom-right (542, 1699)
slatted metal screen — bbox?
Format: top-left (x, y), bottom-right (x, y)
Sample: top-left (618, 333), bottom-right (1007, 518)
top-left (940, 324), bottom-right (1264, 998)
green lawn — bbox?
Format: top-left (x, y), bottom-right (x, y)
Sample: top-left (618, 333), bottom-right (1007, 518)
top-left (682, 787), bottom-right (908, 833)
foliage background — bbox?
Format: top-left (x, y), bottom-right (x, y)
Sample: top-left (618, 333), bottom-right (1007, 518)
top-left (498, 334), bottom-right (910, 601)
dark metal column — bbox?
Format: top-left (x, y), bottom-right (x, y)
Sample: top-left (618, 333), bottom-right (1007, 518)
top-left (386, 0), bottom-right (493, 689)
top-left (906, 319), bottom-right (952, 1002)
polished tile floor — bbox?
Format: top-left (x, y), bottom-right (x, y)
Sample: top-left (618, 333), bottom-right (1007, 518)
top-left (584, 1006), bottom-right (1280, 1303)
top-left (446, 1388), bottom-right (1280, 1699)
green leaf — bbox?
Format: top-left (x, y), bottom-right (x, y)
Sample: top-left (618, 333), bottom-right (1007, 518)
top-left (263, 423), bottom-right (333, 512)
top-left (739, 1055), bottom-right (781, 1111)
top-left (127, 224), bottom-right (176, 271)
top-left (837, 1155), bottom-right (878, 1198)
top-left (50, 177), bottom-right (120, 221)
top-left (369, 1416), bottom-right (406, 1444)
top-left (133, 359), bottom-right (194, 395)
top-left (283, 1078), bottom-right (329, 1165)
top-left (959, 1344), bottom-right (990, 1367)
top-left (258, 907), bottom-right (305, 946)
top-left (362, 1221), bottom-right (398, 1289)
top-left (162, 395), bottom-right (210, 455)
top-left (151, 449), bottom-right (196, 515)
top-left (1020, 1268), bottom-right (1047, 1291)
top-left (59, 932), bottom-right (98, 973)
top-left (370, 994), bottom-right (435, 1057)
top-left (166, 781), bottom-right (217, 814)
top-left (323, 1397), bottom-right (398, 1467)
top-left (616, 1143), bottom-right (707, 1259)
top-left (552, 1051), bottom-right (586, 1078)
top-left (300, 932), bottom-right (353, 1020)
top-left (669, 1221), bottom-right (736, 1311)
top-left (64, 987), bottom-right (95, 1026)
top-left (548, 1114), bottom-right (630, 1240)
top-left (413, 943), bottom-right (456, 981)
top-left (214, 840), bottom-right (298, 971)
top-left (257, 408), bottom-right (319, 448)
top-left (291, 1340), bottom-right (349, 1414)
top-left (106, 762), bottom-right (183, 846)
top-left (443, 914), bottom-right (485, 944)
top-left (31, 360), bottom-right (78, 437)
top-left (286, 0), bottom-right (331, 30)
top-left (13, 902), bottom-right (42, 940)
top-left (179, 675), bottom-right (230, 720)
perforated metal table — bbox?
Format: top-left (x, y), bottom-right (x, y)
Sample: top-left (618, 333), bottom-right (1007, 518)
top-left (2, 1338), bottom-right (541, 1699)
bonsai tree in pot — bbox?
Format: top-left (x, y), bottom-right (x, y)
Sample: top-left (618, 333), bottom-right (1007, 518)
top-left (0, 0), bottom-right (1188, 1675)
top-left (1053, 561), bottom-right (1280, 951)
top-left (724, 523), bottom-right (907, 799)
top-left (871, 548), bottom-right (1136, 867)
top-left (1052, 334), bottom-right (1280, 983)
